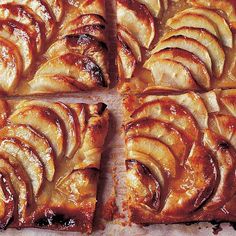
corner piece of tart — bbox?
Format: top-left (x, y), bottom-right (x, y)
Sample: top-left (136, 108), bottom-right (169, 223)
top-left (0, 0), bottom-right (109, 95)
top-left (123, 89), bottom-right (236, 224)
top-left (0, 99), bottom-right (109, 233)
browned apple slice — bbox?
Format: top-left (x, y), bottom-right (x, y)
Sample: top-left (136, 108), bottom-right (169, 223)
top-left (180, 7), bottom-right (233, 48)
top-left (30, 53), bottom-right (106, 91)
top-left (131, 98), bottom-right (199, 142)
top-left (1, 0), bottom-right (55, 40)
top-left (162, 144), bottom-right (217, 216)
top-left (0, 37), bottom-right (22, 93)
top-left (46, 34), bottom-right (109, 84)
top-left (0, 172), bottom-right (15, 229)
top-left (136, 0), bottom-right (162, 18)
top-left (126, 159), bottom-right (161, 211)
top-left (0, 138), bottom-right (43, 196)
top-left (60, 13), bottom-right (106, 37)
top-left (0, 157), bottom-right (28, 225)
top-left (151, 36), bottom-right (212, 74)
top-left (0, 3), bottom-right (46, 52)
top-left (209, 114), bottom-right (236, 150)
top-left (126, 136), bottom-right (176, 177)
top-left (144, 58), bottom-right (198, 90)
top-left (167, 12), bottom-right (220, 39)
top-left (162, 27), bottom-right (225, 78)
top-left (117, 0), bottom-right (155, 48)
top-left (118, 25), bottom-right (142, 61)
top-left (147, 48), bottom-right (210, 89)
top-left (17, 101), bottom-right (78, 159)
top-left (117, 33), bottom-right (136, 79)
top-left (0, 20), bottom-right (36, 72)
top-left (0, 100), bottom-right (9, 128)
top-left (125, 118), bottom-right (188, 165)
top-left (203, 129), bottom-right (236, 210)
top-left (0, 124), bottom-right (55, 181)
top-left (220, 91), bottom-right (236, 116)
top-left (9, 105), bottom-right (65, 158)
top-left (44, 0), bottom-right (64, 22)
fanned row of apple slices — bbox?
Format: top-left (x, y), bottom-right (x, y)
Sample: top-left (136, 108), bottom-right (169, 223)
top-left (124, 89), bottom-right (236, 222)
top-left (0, 1), bottom-right (63, 93)
top-left (29, 12), bottom-right (109, 93)
top-left (116, 0), bottom-right (168, 79)
top-left (0, 100), bottom-right (109, 229)
top-left (144, 6), bottom-right (233, 91)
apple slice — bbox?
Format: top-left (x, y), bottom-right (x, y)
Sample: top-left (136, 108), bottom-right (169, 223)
top-left (117, 33), bottom-right (136, 79)
top-left (136, 0), bottom-right (162, 18)
top-left (0, 158), bottom-right (28, 225)
top-left (125, 118), bottom-right (188, 165)
top-left (209, 114), bottom-right (236, 150)
top-left (131, 98), bottom-right (199, 142)
top-left (0, 138), bottom-right (43, 196)
top-left (0, 20), bottom-right (36, 72)
top-left (17, 101), bottom-right (78, 159)
top-left (0, 37), bottom-right (22, 93)
top-left (199, 90), bottom-right (220, 113)
top-left (9, 105), bottom-right (65, 158)
top-left (167, 12), bottom-right (220, 39)
top-left (203, 129), bottom-right (236, 210)
top-left (118, 25), bottom-right (142, 61)
top-left (162, 144), bottom-right (217, 216)
top-left (144, 58), bottom-right (198, 90)
top-left (0, 172), bottom-right (15, 229)
top-left (147, 48), bottom-right (210, 89)
top-left (151, 36), bottom-right (212, 74)
top-left (44, 0), bottom-right (64, 22)
top-left (0, 124), bottom-right (55, 181)
top-left (126, 159), bottom-right (161, 211)
top-left (31, 53), bottom-right (106, 90)
top-left (126, 136), bottom-right (176, 178)
top-left (0, 3), bottom-right (46, 53)
top-left (180, 7), bottom-right (233, 48)
top-left (162, 27), bottom-right (225, 78)
top-left (117, 0), bottom-right (155, 48)
top-left (0, 100), bottom-right (9, 128)
top-left (220, 91), bottom-right (236, 116)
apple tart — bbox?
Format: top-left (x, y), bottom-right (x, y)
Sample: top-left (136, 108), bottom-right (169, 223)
top-left (123, 89), bottom-right (236, 224)
top-left (117, 0), bottom-right (236, 94)
top-left (0, 0), bottom-right (109, 95)
top-left (0, 99), bottom-right (109, 233)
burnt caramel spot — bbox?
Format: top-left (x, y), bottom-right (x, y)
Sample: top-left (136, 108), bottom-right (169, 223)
top-left (218, 141), bottom-right (230, 150)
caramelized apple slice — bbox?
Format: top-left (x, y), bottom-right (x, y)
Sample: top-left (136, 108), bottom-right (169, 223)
top-left (144, 58), bottom-right (198, 90)
top-left (0, 3), bottom-right (45, 52)
top-left (0, 138), bottom-right (43, 196)
top-left (9, 105), bottom-right (65, 158)
top-left (180, 7), bottom-right (233, 48)
top-left (1, 0), bottom-right (55, 40)
top-left (17, 101), bottom-right (78, 159)
top-left (147, 48), bottom-right (210, 89)
top-left (125, 118), bottom-right (188, 165)
top-left (117, 33), bottom-right (136, 78)
top-left (46, 34), bottom-right (108, 83)
top-left (162, 144), bottom-right (217, 216)
top-left (0, 158), bottom-right (28, 224)
top-left (44, 0), bottom-right (63, 22)
top-left (0, 20), bottom-right (36, 72)
top-left (30, 53), bottom-right (106, 91)
top-left (136, 0), bottom-right (162, 18)
top-left (126, 160), bottom-right (161, 211)
top-left (152, 36), bottom-right (212, 74)
top-left (0, 125), bottom-right (55, 181)
top-left (126, 136), bottom-right (176, 177)
top-left (131, 99), bottom-right (199, 142)
top-left (220, 91), bottom-right (236, 117)
top-left (0, 172), bottom-right (15, 229)
top-left (167, 12), bottom-right (220, 39)
top-left (117, 0), bottom-right (155, 48)
top-left (118, 25), bottom-right (142, 61)
top-left (162, 27), bottom-right (225, 78)
top-left (203, 129), bottom-right (236, 210)
top-left (0, 100), bottom-right (9, 128)
top-left (0, 37), bottom-right (22, 93)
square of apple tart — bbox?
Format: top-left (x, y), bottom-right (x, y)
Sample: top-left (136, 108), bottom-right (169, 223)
top-left (117, 0), bottom-right (236, 94)
top-left (123, 89), bottom-right (236, 224)
top-left (0, 99), bottom-right (109, 233)
top-left (0, 0), bottom-right (109, 95)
